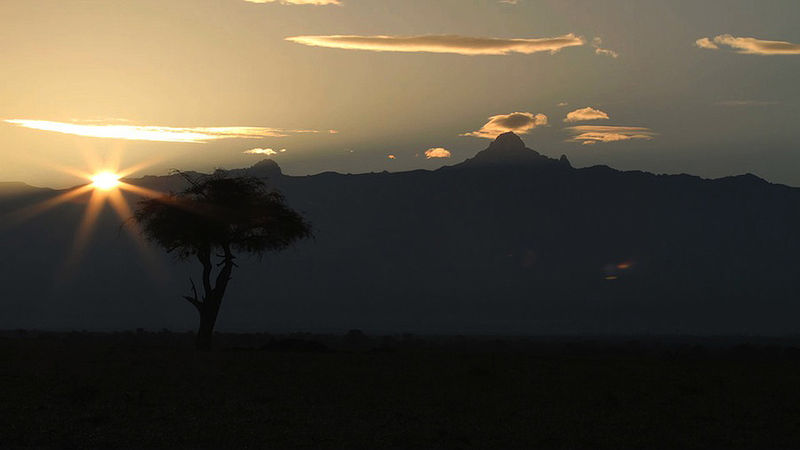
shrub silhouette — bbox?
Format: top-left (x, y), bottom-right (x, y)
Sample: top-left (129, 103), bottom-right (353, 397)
top-left (134, 172), bottom-right (311, 350)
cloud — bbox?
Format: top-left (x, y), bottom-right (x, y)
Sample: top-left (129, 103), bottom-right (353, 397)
top-left (564, 107), bottom-right (610, 123)
top-left (244, 148), bottom-right (286, 155)
top-left (592, 37), bottom-right (619, 58)
top-left (244, 0), bottom-right (340, 5)
top-left (4, 120), bottom-right (326, 143)
top-left (387, 154), bottom-right (396, 159)
top-left (695, 37), bottom-right (719, 50)
top-left (716, 100), bottom-right (779, 107)
top-left (696, 34), bottom-right (800, 55)
top-left (565, 125), bottom-right (656, 145)
top-left (557, 102), bottom-right (569, 107)
top-left (462, 112), bottom-right (548, 139)
top-left (424, 148), bottom-right (452, 159)
top-left (285, 34), bottom-right (585, 56)
top-left (595, 48), bottom-right (619, 58)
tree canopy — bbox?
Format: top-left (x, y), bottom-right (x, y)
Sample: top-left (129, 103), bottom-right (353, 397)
top-left (135, 172), bottom-right (311, 259)
top-left (134, 172), bottom-right (311, 350)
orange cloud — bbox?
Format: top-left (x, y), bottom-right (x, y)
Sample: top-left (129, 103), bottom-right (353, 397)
top-left (695, 37), bottom-right (719, 50)
top-left (592, 37), bottom-right (619, 58)
top-left (696, 34), bottom-right (800, 55)
top-left (595, 48), bottom-right (619, 58)
top-left (244, 0), bottom-right (340, 4)
top-left (244, 148), bottom-right (286, 155)
top-left (387, 154), bottom-right (396, 159)
top-left (462, 112), bottom-right (548, 139)
top-left (5, 119), bottom-right (326, 143)
top-left (564, 107), bottom-right (610, 123)
top-left (424, 148), bottom-right (451, 159)
top-left (285, 34), bottom-right (585, 56)
top-left (566, 125), bottom-right (656, 145)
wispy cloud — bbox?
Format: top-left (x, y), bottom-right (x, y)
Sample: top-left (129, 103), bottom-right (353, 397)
top-left (5, 120), bottom-right (326, 143)
top-left (424, 148), bottom-right (452, 159)
top-left (462, 112), bottom-right (548, 139)
top-left (285, 34), bottom-right (585, 56)
top-left (244, 0), bottom-right (340, 5)
top-left (566, 125), bottom-right (656, 145)
top-left (244, 148), bottom-right (286, 155)
top-left (564, 107), bottom-right (610, 123)
top-left (592, 37), bottom-right (619, 58)
top-left (696, 34), bottom-right (800, 55)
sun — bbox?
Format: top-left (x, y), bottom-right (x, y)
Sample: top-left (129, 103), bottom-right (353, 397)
top-left (3, 153), bottom-right (168, 276)
top-left (91, 171), bottom-right (121, 190)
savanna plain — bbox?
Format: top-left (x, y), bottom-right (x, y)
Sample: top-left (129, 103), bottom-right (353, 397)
top-left (3, 331), bottom-right (800, 449)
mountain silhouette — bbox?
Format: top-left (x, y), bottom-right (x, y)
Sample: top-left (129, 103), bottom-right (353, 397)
top-left (0, 181), bottom-right (50, 197)
top-left (457, 131), bottom-right (564, 167)
top-left (1, 133), bottom-right (799, 334)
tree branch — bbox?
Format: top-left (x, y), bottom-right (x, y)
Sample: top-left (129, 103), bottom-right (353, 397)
top-left (182, 295), bottom-right (202, 310)
top-left (182, 277), bottom-right (202, 311)
top-left (212, 243), bottom-right (236, 303)
top-left (197, 248), bottom-right (213, 297)
top-left (189, 278), bottom-right (200, 302)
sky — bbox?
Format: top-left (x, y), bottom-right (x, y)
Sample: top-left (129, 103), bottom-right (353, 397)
top-left (1, 0), bottom-right (799, 188)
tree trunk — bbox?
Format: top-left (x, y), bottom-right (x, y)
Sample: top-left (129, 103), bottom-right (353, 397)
top-left (194, 250), bottom-right (234, 351)
top-left (195, 298), bottom-right (221, 351)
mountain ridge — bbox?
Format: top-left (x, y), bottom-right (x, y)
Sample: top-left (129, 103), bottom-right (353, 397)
top-left (0, 132), bottom-right (780, 192)
top-left (1, 132), bottom-right (799, 334)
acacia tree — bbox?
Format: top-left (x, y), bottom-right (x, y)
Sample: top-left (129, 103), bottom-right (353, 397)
top-left (134, 172), bottom-right (311, 350)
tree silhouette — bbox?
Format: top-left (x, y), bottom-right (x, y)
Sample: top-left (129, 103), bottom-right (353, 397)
top-left (134, 172), bottom-right (311, 350)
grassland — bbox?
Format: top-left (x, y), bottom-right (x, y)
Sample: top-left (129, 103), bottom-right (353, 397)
top-left (2, 331), bottom-right (800, 449)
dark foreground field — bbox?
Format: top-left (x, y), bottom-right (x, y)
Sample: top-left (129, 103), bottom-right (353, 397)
top-left (3, 332), bottom-right (800, 449)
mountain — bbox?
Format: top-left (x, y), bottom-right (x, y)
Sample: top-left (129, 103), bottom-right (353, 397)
top-left (0, 182), bottom-right (50, 197)
top-left (1, 133), bottom-right (799, 334)
top-left (456, 131), bottom-right (568, 168)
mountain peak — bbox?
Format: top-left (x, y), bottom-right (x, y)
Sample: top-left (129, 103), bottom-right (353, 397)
top-left (251, 158), bottom-right (281, 173)
top-left (488, 132), bottom-right (526, 152)
top-left (458, 132), bottom-right (562, 168)
top-left (219, 158), bottom-right (283, 181)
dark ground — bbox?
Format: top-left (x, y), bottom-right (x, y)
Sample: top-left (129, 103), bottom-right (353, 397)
top-left (3, 331), bottom-right (800, 449)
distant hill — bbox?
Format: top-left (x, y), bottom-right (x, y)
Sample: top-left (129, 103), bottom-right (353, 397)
top-left (0, 181), bottom-right (50, 197)
top-left (1, 132), bottom-right (799, 334)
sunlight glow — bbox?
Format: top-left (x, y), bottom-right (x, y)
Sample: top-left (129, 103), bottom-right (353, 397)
top-left (91, 172), bottom-right (121, 190)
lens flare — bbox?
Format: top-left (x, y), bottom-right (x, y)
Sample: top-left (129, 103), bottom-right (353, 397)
top-left (91, 172), bottom-right (121, 190)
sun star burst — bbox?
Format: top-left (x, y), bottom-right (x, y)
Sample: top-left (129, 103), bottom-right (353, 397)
top-left (2, 151), bottom-right (168, 276)
top-left (91, 171), bottom-right (121, 190)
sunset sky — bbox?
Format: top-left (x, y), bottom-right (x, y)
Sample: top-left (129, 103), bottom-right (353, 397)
top-left (1, 0), bottom-right (799, 187)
